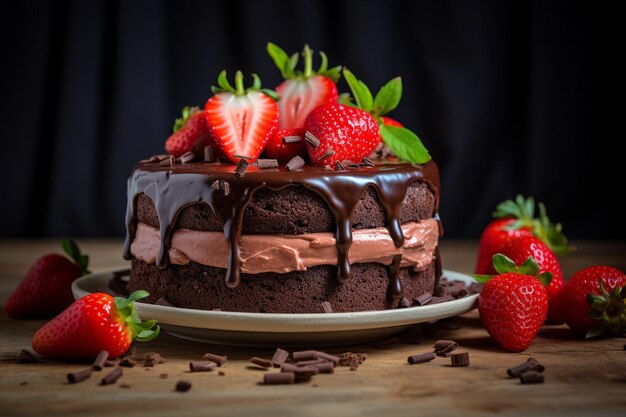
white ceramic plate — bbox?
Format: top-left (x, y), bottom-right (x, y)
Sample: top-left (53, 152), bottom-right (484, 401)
top-left (72, 269), bottom-right (478, 347)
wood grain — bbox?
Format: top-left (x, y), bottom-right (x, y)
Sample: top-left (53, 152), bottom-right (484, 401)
top-left (1, 239), bottom-right (625, 417)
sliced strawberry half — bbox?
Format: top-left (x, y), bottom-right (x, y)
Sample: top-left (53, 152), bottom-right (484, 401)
top-left (205, 71), bottom-right (279, 164)
top-left (267, 43), bottom-right (340, 130)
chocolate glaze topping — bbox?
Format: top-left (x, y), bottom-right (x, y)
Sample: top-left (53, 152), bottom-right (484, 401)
top-left (123, 160), bottom-right (441, 295)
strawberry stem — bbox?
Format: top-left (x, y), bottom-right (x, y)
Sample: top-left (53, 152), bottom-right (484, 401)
top-left (61, 237), bottom-right (90, 275)
top-left (303, 44), bottom-right (313, 77)
top-left (234, 71), bottom-right (245, 95)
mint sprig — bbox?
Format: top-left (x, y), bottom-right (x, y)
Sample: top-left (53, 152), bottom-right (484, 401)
top-left (342, 69), bottom-right (432, 165)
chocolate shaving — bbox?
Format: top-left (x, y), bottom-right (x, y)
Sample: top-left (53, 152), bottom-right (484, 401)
top-left (271, 348), bottom-right (289, 368)
top-left (100, 368), bottom-right (123, 385)
top-left (338, 352), bottom-right (367, 370)
top-left (320, 301), bottom-right (333, 313)
top-left (434, 340), bottom-right (458, 357)
top-left (286, 155), bottom-right (305, 171)
top-left (360, 157), bottom-right (374, 167)
top-left (119, 358), bottom-right (137, 368)
top-left (189, 361), bottom-right (217, 372)
top-left (235, 159), bottom-right (250, 177)
top-left (342, 160), bottom-right (360, 168)
top-left (218, 371), bottom-right (226, 376)
top-left (256, 159), bottom-right (279, 169)
top-left (210, 180), bottom-right (220, 190)
top-left (281, 363), bottom-right (319, 377)
top-left (155, 297), bottom-right (174, 307)
top-left (447, 280), bottom-right (469, 298)
top-left (221, 180), bottom-right (230, 195)
top-left (67, 367), bottom-right (93, 384)
top-left (18, 349), bottom-right (40, 364)
top-left (334, 160), bottom-right (346, 171)
top-left (143, 352), bottom-right (165, 367)
top-left (232, 154), bottom-right (252, 160)
top-left (398, 297), bottom-right (411, 308)
top-left (92, 350), bottom-right (109, 371)
top-left (507, 358), bottom-right (545, 377)
top-left (450, 351), bottom-right (470, 367)
top-left (407, 352), bottom-right (436, 365)
top-left (104, 360), bottom-right (118, 367)
top-left (119, 383), bottom-right (131, 389)
top-left (264, 372), bottom-right (295, 385)
top-left (155, 154), bottom-right (170, 161)
top-left (203, 352), bottom-right (227, 367)
top-left (176, 380), bottom-right (192, 392)
top-left (520, 370), bottom-right (544, 384)
top-left (428, 294), bottom-right (455, 304)
top-left (282, 135), bottom-right (302, 144)
top-left (304, 131), bottom-right (320, 148)
top-left (315, 351), bottom-right (340, 364)
top-left (317, 147), bottom-right (335, 161)
top-left (203, 146), bottom-right (215, 162)
top-left (413, 292), bottom-right (433, 306)
top-left (178, 151), bottom-right (196, 164)
top-left (159, 155), bottom-right (175, 167)
top-left (311, 361), bottom-right (334, 374)
top-left (249, 357), bottom-right (273, 368)
top-left (469, 282), bottom-right (483, 294)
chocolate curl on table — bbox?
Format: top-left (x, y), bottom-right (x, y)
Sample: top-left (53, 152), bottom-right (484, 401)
top-left (67, 367), bottom-right (93, 384)
top-left (92, 350), bottom-right (109, 371)
top-left (249, 357), bottom-right (274, 368)
top-left (407, 352), bottom-right (436, 365)
top-left (520, 371), bottom-right (544, 384)
top-left (176, 380), bottom-right (192, 391)
top-left (190, 361), bottom-right (217, 372)
top-left (271, 348), bottom-right (289, 368)
top-left (264, 372), bottom-right (295, 385)
top-left (100, 367), bottom-right (123, 385)
top-left (18, 349), bottom-right (40, 364)
top-left (450, 351), bottom-right (470, 367)
top-left (507, 358), bottom-right (545, 377)
top-left (203, 352), bottom-right (227, 366)
top-left (434, 340), bottom-right (458, 357)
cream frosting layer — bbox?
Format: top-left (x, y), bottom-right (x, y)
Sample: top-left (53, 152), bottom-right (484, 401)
top-left (131, 219), bottom-right (439, 274)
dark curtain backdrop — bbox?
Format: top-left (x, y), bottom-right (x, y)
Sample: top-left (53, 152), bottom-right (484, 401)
top-left (1, 0), bottom-right (610, 240)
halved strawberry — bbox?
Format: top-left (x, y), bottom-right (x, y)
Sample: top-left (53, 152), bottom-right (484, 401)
top-left (267, 43), bottom-right (340, 129)
top-left (205, 71), bottom-right (279, 164)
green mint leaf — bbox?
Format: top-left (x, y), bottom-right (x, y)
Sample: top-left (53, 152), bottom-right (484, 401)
top-left (379, 125), bottom-right (431, 164)
top-left (267, 42), bottom-right (290, 79)
top-left (343, 69), bottom-right (373, 112)
top-left (373, 77), bottom-right (402, 116)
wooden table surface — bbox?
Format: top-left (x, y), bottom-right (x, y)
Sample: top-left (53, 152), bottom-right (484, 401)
top-left (1, 239), bottom-right (625, 417)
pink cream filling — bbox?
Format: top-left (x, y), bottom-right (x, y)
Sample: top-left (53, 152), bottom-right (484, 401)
top-left (131, 218), bottom-right (439, 274)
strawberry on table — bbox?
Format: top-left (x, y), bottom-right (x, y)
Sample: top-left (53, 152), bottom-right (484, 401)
top-left (32, 290), bottom-right (159, 360)
top-left (474, 254), bottom-right (551, 352)
top-left (267, 43), bottom-right (340, 130)
top-left (497, 235), bottom-right (566, 324)
top-left (5, 238), bottom-right (90, 319)
top-left (264, 128), bottom-right (307, 165)
top-left (165, 106), bottom-right (219, 158)
top-left (475, 195), bottom-right (570, 275)
top-left (205, 71), bottom-right (279, 164)
top-left (557, 266), bottom-right (626, 338)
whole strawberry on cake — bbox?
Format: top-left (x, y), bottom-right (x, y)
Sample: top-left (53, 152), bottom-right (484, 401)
top-left (123, 43), bottom-right (441, 313)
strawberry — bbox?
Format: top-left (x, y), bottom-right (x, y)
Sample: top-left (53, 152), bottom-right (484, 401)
top-left (557, 266), bottom-right (626, 338)
top-left (32, 290), bottom-right (159, 360)
top-left (165, 106), bottom-right (219, 158)
top-left (496, 235), bottom-right (566, 324)
top-left (264, 128), bottom-right (307, 165)
top-left (205, 71), bottom-right (279, 164)
top-left (267, 43), bottom-right (340, 130)
top-left (5, 239), bottom-right (89, 319)
top-left (475, 195), bottom-right (570, 275)
top-left (304, 102), bottom-right (379, 166)
top-left (337, 69), bottom-right (431, 165)
top-left (474, 254), bottom-right (551, 352)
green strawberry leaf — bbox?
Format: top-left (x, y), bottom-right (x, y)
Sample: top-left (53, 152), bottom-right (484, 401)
top-left (338, 92), bottom-right (356, 107)
top-left (492, 253), bottom-right (519, 274)
top-left (135, 327), bottom-right (160, 342)
top-left (373, 77), bottom-right (402, 116)
top-left (343, 69), bottom-right (373, 112)
top-left (536, 271), bottom-right (553, 287)
top-left (267, 42), bottom-right (290, 79)
top-left (287, 53), bottom-right (299, 78)
top-left (260, 89), bottom-right (280, 101)
top-left (379, 125), bottom-right (431, 164)
top-left (585, 322), bottom-right (608, 339)
top-left (518, 256), bottom-right (540, 276)
top-left (470, 273), bottom-right (493, 284)
top-left (61, 237), bottom-right (90, 275)
top-left (321, 65), bottom-right (342, 83)
top-left (251, 73), bottom-right (262, 90)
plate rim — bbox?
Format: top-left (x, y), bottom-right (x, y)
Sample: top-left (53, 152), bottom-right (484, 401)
top-left (72, 268), bottom-right (478, 333)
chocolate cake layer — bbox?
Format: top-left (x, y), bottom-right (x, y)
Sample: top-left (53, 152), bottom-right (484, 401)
top-left (129, 259), bottom-right (437, 313)
top-left (136, 182), bottom-right (435, 234)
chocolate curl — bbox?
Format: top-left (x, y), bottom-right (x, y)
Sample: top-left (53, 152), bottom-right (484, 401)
top-left (67, 367), bottom-right (93, 384)
top-left (407, 352), bottom-right (436, 365)
top-left (176, 380), bottom-right (192, 391)
top-left (450, 351), bottom-right (470, 367)
top-left (100, 367), bottom-right (123, 385)
top-left (264, 372), bottom-right (295, 385)
top-left (434, 340), bottom-right (459, 357)
top-left (271, 348), bottom-right (289, 368)
top-left (203, 352), bottom-right (227, 366)
top-left (189, 361), bottom-right (217, 372)
top-left (507, 357), bottom-right (545, 377)
top-left (520, 371), bottom-right (544, 384)
top-left (249, 357), bottom-right (274, 368)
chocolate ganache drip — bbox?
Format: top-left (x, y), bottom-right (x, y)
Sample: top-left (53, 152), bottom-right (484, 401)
top-left (123, 161), bottom-right (440, 295)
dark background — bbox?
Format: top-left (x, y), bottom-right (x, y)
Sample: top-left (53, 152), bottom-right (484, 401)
top-left (1, 0), bottom-right (611, 241)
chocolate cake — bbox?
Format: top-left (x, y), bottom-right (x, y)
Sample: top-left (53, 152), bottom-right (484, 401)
top-left (123, 159), bottom-right (443, 313)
